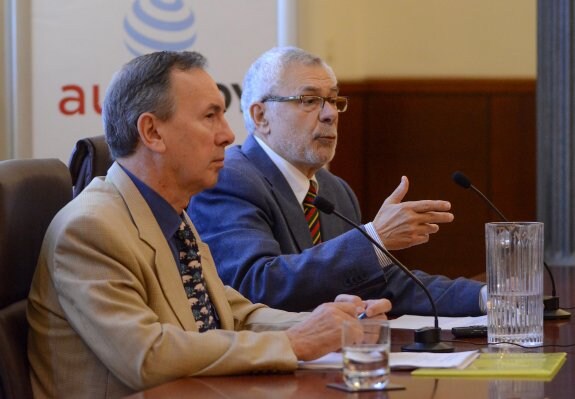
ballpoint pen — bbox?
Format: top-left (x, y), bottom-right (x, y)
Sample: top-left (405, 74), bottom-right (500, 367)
top-left (357, 312), bottom-right (367, 320)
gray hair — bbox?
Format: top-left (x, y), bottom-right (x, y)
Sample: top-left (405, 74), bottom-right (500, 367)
top-left (102, 51), bottom-right (207, 158)
top-left (240, 46), bottom-right (335, 135)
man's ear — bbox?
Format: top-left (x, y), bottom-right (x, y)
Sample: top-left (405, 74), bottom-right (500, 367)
top-left (137, 112), bottom-right (167, 153)
top-left (250, 103), bottom-right (270, 135)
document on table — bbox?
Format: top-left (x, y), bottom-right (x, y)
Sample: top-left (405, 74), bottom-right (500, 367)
top-left (388, 315), bottom-right (487, 331)
top-left (298, 350), bottom-right (479, 371)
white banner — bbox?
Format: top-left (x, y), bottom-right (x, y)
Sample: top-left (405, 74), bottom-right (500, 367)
top-left (31, 0), bottom-right (278, 162)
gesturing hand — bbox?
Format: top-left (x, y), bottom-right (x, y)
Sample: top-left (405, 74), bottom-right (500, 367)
top-left (373, 176), bottom-right (454, 250)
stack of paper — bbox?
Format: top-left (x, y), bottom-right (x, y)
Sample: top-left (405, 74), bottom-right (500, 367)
top-left (388, 315), bottom-right (488, 330)
top-left (298, 350), bottom-right (479, 371)
top-left (391, 350), bottom-right (479, 370)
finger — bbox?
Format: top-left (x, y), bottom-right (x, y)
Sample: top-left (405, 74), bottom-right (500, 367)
top-left (419, 211), bottom-right (454, 224)
top-left (425, 223), bottom-right (440, 234)
top-left (334, 294), bottom-right (362, 305)
top-left (364, 298), bottom-right (392, 317)
top-left (418, 234), bottom-right (430, 244)
top-left (383, 176), bottom-right (409, 205)
top-left (330, 302), bottom-right (359, 317)
top-left (409, 200), bottom-right (452, 213)
top-left (409, 223), bottom-right (442, 236)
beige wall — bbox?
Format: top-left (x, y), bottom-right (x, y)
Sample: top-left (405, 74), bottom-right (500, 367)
top-left (298, 0), bottom-right (536, 80)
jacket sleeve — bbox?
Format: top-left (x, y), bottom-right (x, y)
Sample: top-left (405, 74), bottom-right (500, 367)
top-left (189, 156), bottom-right (484, 317)
top-left (189, 162), bottom-right (388, 312)
top-left (38, 203), bottom-right (301, 391)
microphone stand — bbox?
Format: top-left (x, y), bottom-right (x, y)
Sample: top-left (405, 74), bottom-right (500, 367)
top-left (543, 272), bottom-right (572, 319)
top-left (313, 197), bottom-right (454, 353)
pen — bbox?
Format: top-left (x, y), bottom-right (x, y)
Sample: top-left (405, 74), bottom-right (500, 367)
top-left (357, 312), bottom-right (367, 320)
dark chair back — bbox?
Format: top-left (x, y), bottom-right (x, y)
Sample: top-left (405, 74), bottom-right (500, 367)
top-left (68, 135), bottom-right (113, 197)
top-left (0, 159), bottom-right (72, 399)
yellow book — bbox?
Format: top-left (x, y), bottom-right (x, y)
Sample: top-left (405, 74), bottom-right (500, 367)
top-left (412, 352), bottom-right (567, 381)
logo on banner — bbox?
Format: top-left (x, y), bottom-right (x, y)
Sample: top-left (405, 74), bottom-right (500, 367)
top-left (124, 0), bottom-right (197, 56)
top-left (59, 0), bottom-right (240, 117)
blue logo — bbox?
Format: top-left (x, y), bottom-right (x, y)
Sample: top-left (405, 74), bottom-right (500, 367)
top-left (124, 0), bottom-right (197, 57)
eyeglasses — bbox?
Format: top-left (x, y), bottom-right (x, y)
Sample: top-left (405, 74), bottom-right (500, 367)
top-left (261, 95), bottom-right (348, 113)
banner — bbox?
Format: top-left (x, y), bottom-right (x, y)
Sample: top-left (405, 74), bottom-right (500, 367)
top-left (31, 0), bottom-right (278, 161)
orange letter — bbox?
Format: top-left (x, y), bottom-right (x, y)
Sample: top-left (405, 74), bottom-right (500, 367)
top-left (92, 84), bottom-right (102, 115)
top-left (59, 85), bottom-right (85, 115)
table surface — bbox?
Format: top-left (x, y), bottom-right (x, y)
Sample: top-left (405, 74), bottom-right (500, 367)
top-left (125, 266), bottom-right (575, 399)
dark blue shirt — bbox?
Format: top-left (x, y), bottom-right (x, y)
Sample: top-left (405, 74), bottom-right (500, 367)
top-left (120, 165), bottom-right (182, 265)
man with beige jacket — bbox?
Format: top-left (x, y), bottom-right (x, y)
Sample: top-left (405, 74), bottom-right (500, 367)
top-left (26, 50), bottom-right (391, 398)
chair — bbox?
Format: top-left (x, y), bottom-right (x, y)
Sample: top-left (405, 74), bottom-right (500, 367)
top-left (0, 159), bottom-right (72, 399)
top-left (68, 134), bottom-right (113, 197)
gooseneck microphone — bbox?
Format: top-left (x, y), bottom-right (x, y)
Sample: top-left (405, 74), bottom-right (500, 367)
top-left (451, 171), bottom-right (571, 320)
top-left (451, 172), bottom-right (508, 222)
top-left (313, 196), bottom-right (454, 353)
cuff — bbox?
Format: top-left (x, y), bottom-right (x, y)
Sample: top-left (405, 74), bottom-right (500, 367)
top-left (364, 222), bottom-right (394, 268)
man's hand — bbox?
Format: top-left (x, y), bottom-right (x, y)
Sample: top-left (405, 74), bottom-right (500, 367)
top-left (373, 176), bottom-right (454, 250)
top-left (334, 294), bottom-right (392, 320)
top-left (285, 302), bottom-right (357, 361)
top-left (285, 297), bottom-right (392, 361)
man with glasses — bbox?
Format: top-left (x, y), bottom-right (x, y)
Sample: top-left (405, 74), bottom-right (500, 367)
top-left (189, 46), bottom-right (486, 316)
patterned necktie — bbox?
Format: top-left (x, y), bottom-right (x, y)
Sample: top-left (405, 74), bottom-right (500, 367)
top-left (174, 219), bottom-right (219, 332)
top-left (303, 180), bottom-right (322, 245)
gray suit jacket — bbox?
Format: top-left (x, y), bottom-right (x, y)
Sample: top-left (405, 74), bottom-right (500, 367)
top-left (190, 135), bottom-right (483, 315)
top-left (27, 162), bottom-right (305, 399)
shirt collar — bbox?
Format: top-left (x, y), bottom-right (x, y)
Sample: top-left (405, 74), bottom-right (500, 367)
top-left (119, 164), bottom-right (181, 239)
top-left (253, 135), bottom-right (318, 207)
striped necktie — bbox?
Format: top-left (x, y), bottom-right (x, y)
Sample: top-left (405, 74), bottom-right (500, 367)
top-left (174, 219), bottom-right (219, 332)
top-left (303, 180), bottom-right (322, 245)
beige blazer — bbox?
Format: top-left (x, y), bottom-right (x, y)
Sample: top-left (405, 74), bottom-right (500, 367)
top-left (27, 163), bottom-right (305, 399)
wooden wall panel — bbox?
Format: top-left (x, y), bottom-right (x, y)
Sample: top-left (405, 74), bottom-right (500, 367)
top-left (489, 94), bottom-right (537, 221)
top-left (330, 79), bottom-right (536, 279)
top-left (334, 89), bottom-right (367, 206)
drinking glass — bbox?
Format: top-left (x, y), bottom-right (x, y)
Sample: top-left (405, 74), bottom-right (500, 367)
top-left (342, 319), bottom-right (390, 389)
top-left (485, 222), bottom-right (544, 347)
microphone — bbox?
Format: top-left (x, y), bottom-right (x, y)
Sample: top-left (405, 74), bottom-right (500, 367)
top-left (452, 171), bottom-right (571, 320)
top-left (313, 196), bottom-right (454, 353)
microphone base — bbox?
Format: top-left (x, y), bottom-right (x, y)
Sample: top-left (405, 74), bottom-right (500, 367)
top-left (400, 327), bottom-right (454, 353)
top-left (544, 296), bottom-right (571, 320)
top-left (401, 341), bottom-right (455, 353)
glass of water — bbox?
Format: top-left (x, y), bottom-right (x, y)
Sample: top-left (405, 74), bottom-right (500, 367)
top-left (485, 222), bottom-right (544, 347)
top-left (342, 319), bottom-right (390, 390)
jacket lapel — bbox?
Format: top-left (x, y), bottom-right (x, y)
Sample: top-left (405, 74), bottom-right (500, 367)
top-left (241, 136), bottom-right (313, 251)
top-left (106, 163), bottom-right (198, 331)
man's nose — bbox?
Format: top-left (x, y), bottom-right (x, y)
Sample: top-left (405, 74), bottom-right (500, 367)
top-left (219, 118), bottom-right (235, 145)
top-left (318, 100), bottom-right (338, 123)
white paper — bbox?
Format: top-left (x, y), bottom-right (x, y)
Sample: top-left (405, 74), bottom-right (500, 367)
top-left (299, 352), bottom-right (343, 370)
top-left (388, 315), bottom-right (487, 331)
top-left (390, 350), bottom-right (479, 370)
top-left (298, 350), bottom-right (480, 371)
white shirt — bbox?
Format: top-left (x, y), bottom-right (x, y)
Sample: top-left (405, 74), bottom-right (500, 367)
top-left (254, 135), bottom-right (393, 268)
